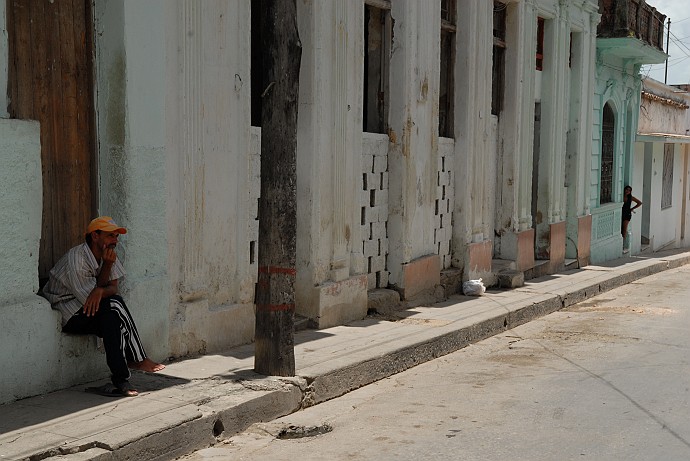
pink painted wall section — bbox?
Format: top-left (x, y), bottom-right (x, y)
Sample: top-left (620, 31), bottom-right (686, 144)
top-left (577, 214), bottom-right (592, 267)
top-left (467, 240), bottom-right (493, 274)
top-left (549, 221), bottom-right (566, 271)
top-left (401, 254), bottom-right (441, 300)
top-left (515, 229), bottom-right (535, 271)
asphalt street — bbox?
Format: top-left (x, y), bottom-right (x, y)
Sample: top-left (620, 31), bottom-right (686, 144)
top-left (180, 265), bottom-right (690, 461)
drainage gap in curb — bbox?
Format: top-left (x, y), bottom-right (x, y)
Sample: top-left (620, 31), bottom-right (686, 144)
top-left (277, 423), bottom-right (333, 440)
top-left (213, 419), bottom-right (225, 437)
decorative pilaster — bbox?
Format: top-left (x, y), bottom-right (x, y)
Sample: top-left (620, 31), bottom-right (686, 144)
top-left (330, 1), bottom-right (350, 281)
top-left (535, 7), bottom-right (569, 259)
top-left (180, 1), bottom-right (204, 295)
top-left (518, 0), bottom-right (538, 232)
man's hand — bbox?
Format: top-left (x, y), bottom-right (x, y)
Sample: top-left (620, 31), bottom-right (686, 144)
top-left (84, 287), bottom-right (104, 317)
top-left (102, 246), bottom-right (117, 266)
top-left (96, 246), bottom-right (117, 288)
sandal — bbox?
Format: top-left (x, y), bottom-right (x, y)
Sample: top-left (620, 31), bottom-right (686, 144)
top-left (85, 382), bottom-right (138, 397)
top-left (116, 381), bottom-right (139, 397)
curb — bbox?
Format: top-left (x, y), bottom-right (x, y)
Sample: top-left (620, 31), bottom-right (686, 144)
top-left (305, 255), bottom-right (690, 408)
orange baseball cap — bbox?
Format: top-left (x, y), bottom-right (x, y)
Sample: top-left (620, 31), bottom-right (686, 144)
top-left (86, 216), bottom-right (127, 235)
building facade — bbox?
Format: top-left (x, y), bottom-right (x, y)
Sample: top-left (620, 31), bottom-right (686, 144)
top-left (492, 0), bottom-right (599, 277)
top-left (0, 0), bottom-right (653, 404)
top-left (635, 78), bottom-right (690, 254)
top-left (590, 0), bottom-right (667, 262)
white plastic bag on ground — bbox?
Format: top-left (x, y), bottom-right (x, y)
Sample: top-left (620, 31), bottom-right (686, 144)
top-left (462, 278), bottom-right (486, 296)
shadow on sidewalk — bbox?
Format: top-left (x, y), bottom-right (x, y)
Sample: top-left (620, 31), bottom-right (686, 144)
top-left (211, 330), bottom-right (336, 362)
top-left (0, 372), bottom-right (190, 435)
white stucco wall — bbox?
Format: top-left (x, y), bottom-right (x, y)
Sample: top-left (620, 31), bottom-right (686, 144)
top-left (92, 1), bottom-right (256, 358)
top-left (452, 0), bottom-right (493, 265)
top-left (635, 78), bottom-right (690, 254)
top-left (1, 0), bottom-right (636, 405)
top-left (0, 120), bottom-right (111, 405)
top-left (387, 1), bottom-right (441, 285)
top-left (631, 141), bottom-right (645, 255)
top-left (93, 0), bottom-right (170, 360)
top-left (495, 0), bottom-right (597, 264)
top-left (294, 1), bottom-right (369, 325)
top-left (296, 1), bottom-right (363, 284)
top-left (163, 1), bottom-right (255, 355)
top-left (0, 120), bottom-right (42, 305)
top-left (495, 0), bottom-right (538, 245)
top-left (641, 142), bottom-right (684, 251)
top-left (0, 0), bottom-right (260, 400)
top-left (682, 147), bottom-right (690, 248)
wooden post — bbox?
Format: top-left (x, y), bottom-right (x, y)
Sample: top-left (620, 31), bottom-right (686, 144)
top-left (254, 0), bottom-right (302, 376)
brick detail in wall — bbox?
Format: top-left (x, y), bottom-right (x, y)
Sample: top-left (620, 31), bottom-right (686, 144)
top-left (360, 142), bottom-right (390, 290)
top-left (435, 144), bottom-right (454, 269)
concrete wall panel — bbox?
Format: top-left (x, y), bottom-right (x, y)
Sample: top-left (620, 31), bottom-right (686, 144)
top-left (0, 120), bottom-right (41, 303)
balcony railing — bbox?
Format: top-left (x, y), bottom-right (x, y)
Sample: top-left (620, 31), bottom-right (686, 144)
top-left (598, 0), bottom-right (666, 52)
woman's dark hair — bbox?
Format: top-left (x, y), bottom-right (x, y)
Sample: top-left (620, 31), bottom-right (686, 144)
top-left (624, 185), bottom-right (632, 192)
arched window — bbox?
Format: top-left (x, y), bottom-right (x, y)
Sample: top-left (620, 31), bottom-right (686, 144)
top-left (600, 102), bottom-right (615, 204)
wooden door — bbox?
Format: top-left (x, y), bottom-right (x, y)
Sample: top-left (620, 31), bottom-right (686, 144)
top-left (7, 0), bottom-right (97, 281)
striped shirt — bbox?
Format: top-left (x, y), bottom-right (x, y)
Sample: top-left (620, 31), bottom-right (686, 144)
top-left (43, 242), bottom-right (126, 326)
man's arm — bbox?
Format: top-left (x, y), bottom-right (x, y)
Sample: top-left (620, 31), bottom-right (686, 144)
top-left (83, 280), bottom-right (118, 317)
top-left (84, 247), bottom-right (119, 317)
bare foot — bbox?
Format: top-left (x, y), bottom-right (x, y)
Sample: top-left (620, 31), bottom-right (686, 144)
top-left (129, 358), bottom-right (166, 372)
top-left (119, 382), bottom-right (139, 397)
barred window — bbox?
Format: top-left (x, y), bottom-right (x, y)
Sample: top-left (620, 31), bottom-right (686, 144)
top-left (600, 103), bottom-right (614, 204)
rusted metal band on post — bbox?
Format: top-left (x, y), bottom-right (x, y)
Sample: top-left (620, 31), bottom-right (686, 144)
top-left (256, 303), bottom-right (295, 312)
top-left (258, 266), bottom-right (297, 276)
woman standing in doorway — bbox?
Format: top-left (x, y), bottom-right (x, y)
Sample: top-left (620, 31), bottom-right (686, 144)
top-left (621, 185), bottom-right (642, 240)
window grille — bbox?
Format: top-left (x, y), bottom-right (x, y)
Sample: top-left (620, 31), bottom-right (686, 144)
top-left (600, 103), bottom-right (614, 204)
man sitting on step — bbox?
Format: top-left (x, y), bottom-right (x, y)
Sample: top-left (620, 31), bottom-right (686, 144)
top-left (42, 216), bottom-right (165, 397)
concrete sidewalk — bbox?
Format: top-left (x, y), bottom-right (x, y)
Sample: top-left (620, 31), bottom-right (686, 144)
top-left (2, 250), bottom-right (690, 461)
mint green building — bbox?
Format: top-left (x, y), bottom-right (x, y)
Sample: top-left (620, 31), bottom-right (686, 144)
top-left (590, 0), bottom-right (667, 262)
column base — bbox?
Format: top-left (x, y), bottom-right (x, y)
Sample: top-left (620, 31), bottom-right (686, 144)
top-left (466, 239), bottom-right (495, 284)
top-left (570, 214), bottom-right (592, 267)
top-left (534, 220), bottom-right (566, 273)
top-left (305, 275), bottom-right (369, 329)
top-left (398, 254), bottom-right (440, 300)
top-left (498, 228), bottom-right (535, 271)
